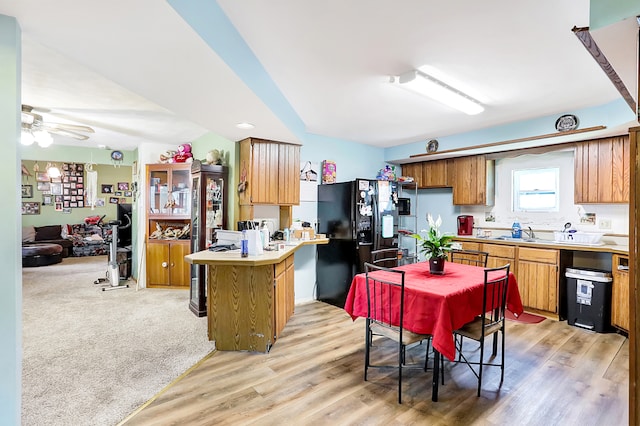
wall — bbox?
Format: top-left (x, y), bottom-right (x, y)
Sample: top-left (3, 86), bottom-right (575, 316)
top-left (20, 160), bottom-right (133, 228)
top-left (0, 14), bottom-right (21, 424)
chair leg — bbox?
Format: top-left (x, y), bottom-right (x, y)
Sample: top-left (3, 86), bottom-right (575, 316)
top-left (364, 322), bottom-right (370, 381)
top-left (500, 328), bottom-right (506, 384)
top-left (477, 339), bottom-right (484, 397)
top-left (398, 341), bottom-right (403, 404)
top-left (492, 332), bottom-right (498, 357)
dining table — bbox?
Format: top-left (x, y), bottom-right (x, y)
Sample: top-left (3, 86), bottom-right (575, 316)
top-left (344, 260), bottom-right (524, 401)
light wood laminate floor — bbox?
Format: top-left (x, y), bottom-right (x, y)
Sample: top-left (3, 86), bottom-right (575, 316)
top-left (122, 301), bottom-right (628, 425)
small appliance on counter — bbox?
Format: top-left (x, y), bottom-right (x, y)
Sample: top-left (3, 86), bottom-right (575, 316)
top-left (457, 215), bottom-right (474, 235)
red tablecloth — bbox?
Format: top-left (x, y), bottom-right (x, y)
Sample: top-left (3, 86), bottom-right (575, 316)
top-left (344, 261), bottom-right (523, 361)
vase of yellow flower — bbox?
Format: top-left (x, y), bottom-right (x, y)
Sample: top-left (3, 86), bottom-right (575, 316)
top-left (411, 214), bottom-right (454, 275)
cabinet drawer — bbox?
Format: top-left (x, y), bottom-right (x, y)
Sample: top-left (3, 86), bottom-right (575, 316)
top-left (275, 259), bottom-right (286, 277)
top-left (518, 247), bottom-right (558, 264)
top-left (481, 243), bottom-right (515, 259)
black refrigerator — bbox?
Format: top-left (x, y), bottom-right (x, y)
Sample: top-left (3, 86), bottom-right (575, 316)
top-left (316, 179), bottom-right (398, 307)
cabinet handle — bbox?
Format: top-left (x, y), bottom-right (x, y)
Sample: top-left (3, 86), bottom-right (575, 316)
top-left (171, 262), bottom-right (175, 267)
top-left (162, 262), bottom-right (168, 268)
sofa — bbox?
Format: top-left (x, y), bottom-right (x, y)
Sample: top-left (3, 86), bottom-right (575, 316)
top-left (22, 225), bottom-right (74, 258)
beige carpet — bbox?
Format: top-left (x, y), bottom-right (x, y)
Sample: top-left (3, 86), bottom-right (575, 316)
top-left (21, 256), bottom-right (215, 426)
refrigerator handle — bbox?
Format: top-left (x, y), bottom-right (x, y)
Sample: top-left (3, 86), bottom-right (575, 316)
top-left (352, 220), bottom-right (356, 240)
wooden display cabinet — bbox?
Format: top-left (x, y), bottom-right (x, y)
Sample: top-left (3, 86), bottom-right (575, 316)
top-left (146, 163), bottom-right (192, 288)
top-left (189, 161), bottom-right (229, 316)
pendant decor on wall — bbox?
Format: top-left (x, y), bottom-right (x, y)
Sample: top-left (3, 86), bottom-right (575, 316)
top-left (111, 150), bottom-right (124, 168)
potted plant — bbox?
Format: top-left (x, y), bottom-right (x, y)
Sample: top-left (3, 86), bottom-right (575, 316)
top-left (411, 214), bottom-right (454, 274)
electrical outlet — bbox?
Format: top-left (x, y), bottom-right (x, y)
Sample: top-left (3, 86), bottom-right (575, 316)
top-left (599, 218), bottom-right (612, 229)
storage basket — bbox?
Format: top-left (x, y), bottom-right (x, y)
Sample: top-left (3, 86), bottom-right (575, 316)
top-left (553, 231), bottom-right (604, 245)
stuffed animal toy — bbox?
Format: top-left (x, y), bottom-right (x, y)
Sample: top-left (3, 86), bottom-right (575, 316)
top-left (173, 143), bottom-right (193, 163)
top-left (205, 149), bottom-right (225, 166)
top-left (159, 150), bottom-right (177, 164)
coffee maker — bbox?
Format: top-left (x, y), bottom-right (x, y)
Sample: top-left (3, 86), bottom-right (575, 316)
top-left (457, 215), bottom-right (474, 235)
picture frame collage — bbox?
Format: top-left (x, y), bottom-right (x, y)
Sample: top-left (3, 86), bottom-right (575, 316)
top-left (60, 163), bottom-right (85, 210)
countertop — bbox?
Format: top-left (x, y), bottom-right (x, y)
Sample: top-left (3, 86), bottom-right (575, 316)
top-left (185, 238), bottom-right (329, 267)
top-left (454, 235), bottom-right (629, 255)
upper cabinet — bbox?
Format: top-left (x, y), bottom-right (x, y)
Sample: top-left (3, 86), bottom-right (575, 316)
top-left (447, 155), bottom-right (495, 206)
top-left (147, 163), bottom-right (192, 218)
top-left (238, 137), bottom-right (300, 206)
top-left (574, 135), bottom-right (629, 204)
top-left (402, 155), bottom-right (493, 205)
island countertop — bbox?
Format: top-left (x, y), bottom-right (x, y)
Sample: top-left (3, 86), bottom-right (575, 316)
top-left (185, 237), bottom-right (329, 267)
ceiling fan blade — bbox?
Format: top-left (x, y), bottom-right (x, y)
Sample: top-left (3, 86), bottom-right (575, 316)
top-left (46, 122), bottom-right (95, 133)
top-left (47, 128), bottom-right (90, 140)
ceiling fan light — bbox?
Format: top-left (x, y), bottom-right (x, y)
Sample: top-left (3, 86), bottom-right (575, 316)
top-left (21, 130), bottom-right (35, 146)
top-left (47, 164), bottom-right (61, 179)
top-left (396, 69), bottom-right (484, 115)
top-left (34, 130), bottom-right (53, 148)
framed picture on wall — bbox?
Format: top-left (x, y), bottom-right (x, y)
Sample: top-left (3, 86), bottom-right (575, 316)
top-left (118, 182), bottom-right (129, 191)
top-left (109, 197), bottom-right (119, 204)
top-left (42, 194), bottom-right (53, 205)
top-left (21, 202), bottom-right (40, 215)
top-left (37, 182), bottom-right (50, 191)
top-left (54, 203), bottom-right (63, 211)
top-left (36, 172), bottom-right (49, 182)
top-left (21, 185), bottom-right (33, 198)
top-left (102, 184), bottom-right (114, 194)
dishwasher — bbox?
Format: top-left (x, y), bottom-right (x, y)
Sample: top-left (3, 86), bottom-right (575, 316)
top-left (565, 267), bottom-right (613, 333)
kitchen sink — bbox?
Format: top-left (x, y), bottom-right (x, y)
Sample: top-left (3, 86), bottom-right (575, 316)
top-left (488, 235), bottom-right (552, 244)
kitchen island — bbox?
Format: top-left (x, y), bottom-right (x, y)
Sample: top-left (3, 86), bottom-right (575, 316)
top-left (185, 238), bottom-right (328, 352)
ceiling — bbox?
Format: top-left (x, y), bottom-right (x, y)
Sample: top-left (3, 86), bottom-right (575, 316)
top-left (0, 0), bottom-right (637, 152)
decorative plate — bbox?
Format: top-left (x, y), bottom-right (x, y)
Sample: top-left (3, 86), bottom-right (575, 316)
top-left (426, 139), bottom-right (439, 153)
top-left (555, 114), bottom-right (578, 132)
top-left (111, 150), bottom-right (123, 161)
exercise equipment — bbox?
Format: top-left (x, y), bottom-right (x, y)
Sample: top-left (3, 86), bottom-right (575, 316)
top-left (94, 216), bottom-right (131, 291)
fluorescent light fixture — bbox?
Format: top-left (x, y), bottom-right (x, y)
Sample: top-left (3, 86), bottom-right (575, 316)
top-left (236, 122), bottom-right (255, 129)
top-left (397, 69), bottom-right (484, 115)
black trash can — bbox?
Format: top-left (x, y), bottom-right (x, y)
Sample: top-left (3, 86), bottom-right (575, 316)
top-left (565, 267), bottom-right (612, 333)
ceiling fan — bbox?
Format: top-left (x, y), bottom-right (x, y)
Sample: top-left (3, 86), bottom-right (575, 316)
top-left (21, 104), bottom-right (95, 141)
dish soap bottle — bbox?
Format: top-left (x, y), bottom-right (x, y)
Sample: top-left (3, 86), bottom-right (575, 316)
top-left (511, 219), bottom-right (522, 238)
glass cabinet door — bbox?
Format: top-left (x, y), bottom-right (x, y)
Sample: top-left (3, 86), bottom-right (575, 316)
top-left (171, 168), bottom-right (191, 216)
top-left (149, 170), bottom-right (168, 214)
top-left (190, 175), bottom-right (201, 313)
top-left (205, 175), bottom-right (225, 246)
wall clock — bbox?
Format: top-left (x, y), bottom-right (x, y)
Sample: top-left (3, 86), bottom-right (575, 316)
top-left (111, 150), bottom-right (124, 167)
top-left (426, 139), bottom-right (439, 153)
top-left (555, 114), bottom-right (578, 132)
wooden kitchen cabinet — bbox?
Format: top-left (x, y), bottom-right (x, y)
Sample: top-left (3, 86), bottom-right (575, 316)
top-left (574, 135), bottom-right (629, 203)
top-left (401, 163), bottom-right (423, 187)
top-left (516, 247), bottom-right (559, 313)
top-left (481, 243), bottom-right (516, 273)
top-left (422, 159), bottom-right (448, 188)
top-left (238, 137), bottom-right (300, 206)
top-left (611, 254), bottom-right (629, 332)
top-left (146, 240), bottom-right (190, 288)
top-left (274, 255), bottom-right (295, 338)
top-left (447, 155), bottom-right (495, 205)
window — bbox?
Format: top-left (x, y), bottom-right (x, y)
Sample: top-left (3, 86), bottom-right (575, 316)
top-left (512, 168), bottom-right (559, 212)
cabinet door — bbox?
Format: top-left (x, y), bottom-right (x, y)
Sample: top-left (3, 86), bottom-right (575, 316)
top-left (422, 159), bottom-right (448, 188)
top-left (274, 259), bottom-right (288, 339)
top-left (449, 156), bottom-right (488, 205)
top-left (401, 163), bottom-right (423, 188)
top-left (611, 254), bottom-right (629, 331)
top-left (278, 143), bottom-right (300, 205)
top-left (574, 136), bottom-right (629, 203)
top-left (250, 141), bottom-right (279, 204)
top-left (147, 242), bottom-right (170, 286)
top-left (169, 241), bottom-right (190, 287)
top-left (517, 260), bottom-right (557, 313)
top-left (285, 255), bottom-right (295, 320)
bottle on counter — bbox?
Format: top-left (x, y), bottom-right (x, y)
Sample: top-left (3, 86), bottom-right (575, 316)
top-left (511, 219), bottom-right (522, 238)
top-left (261, 221), bottom-right (270, 249)
top-left (284, 227), bottom-right (290, 243)
top-left (241, 230), bottom-right (249, 257)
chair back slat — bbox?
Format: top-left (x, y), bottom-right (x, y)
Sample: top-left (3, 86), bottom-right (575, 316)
top-left (364, 262), bottom-right (406, 336)
top-left (370, 248), bottom-right (401, 268)
top-left (480, 263), bottom-right (510, 334)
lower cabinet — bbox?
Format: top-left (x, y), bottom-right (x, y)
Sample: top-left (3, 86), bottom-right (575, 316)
top-left (147, 240), bottom-right (190, 288)
top-left (207, 253), bottom-right (295, 352)
top-left (516, 247), bottom-right (559, 313)
top-left (482, 243), bottom-right (516, 273)
top-left (611, 254), bottom-right (629, 332)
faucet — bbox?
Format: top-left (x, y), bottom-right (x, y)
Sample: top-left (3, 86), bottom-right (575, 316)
top-left (524, 226), bottom-right (536, 239)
